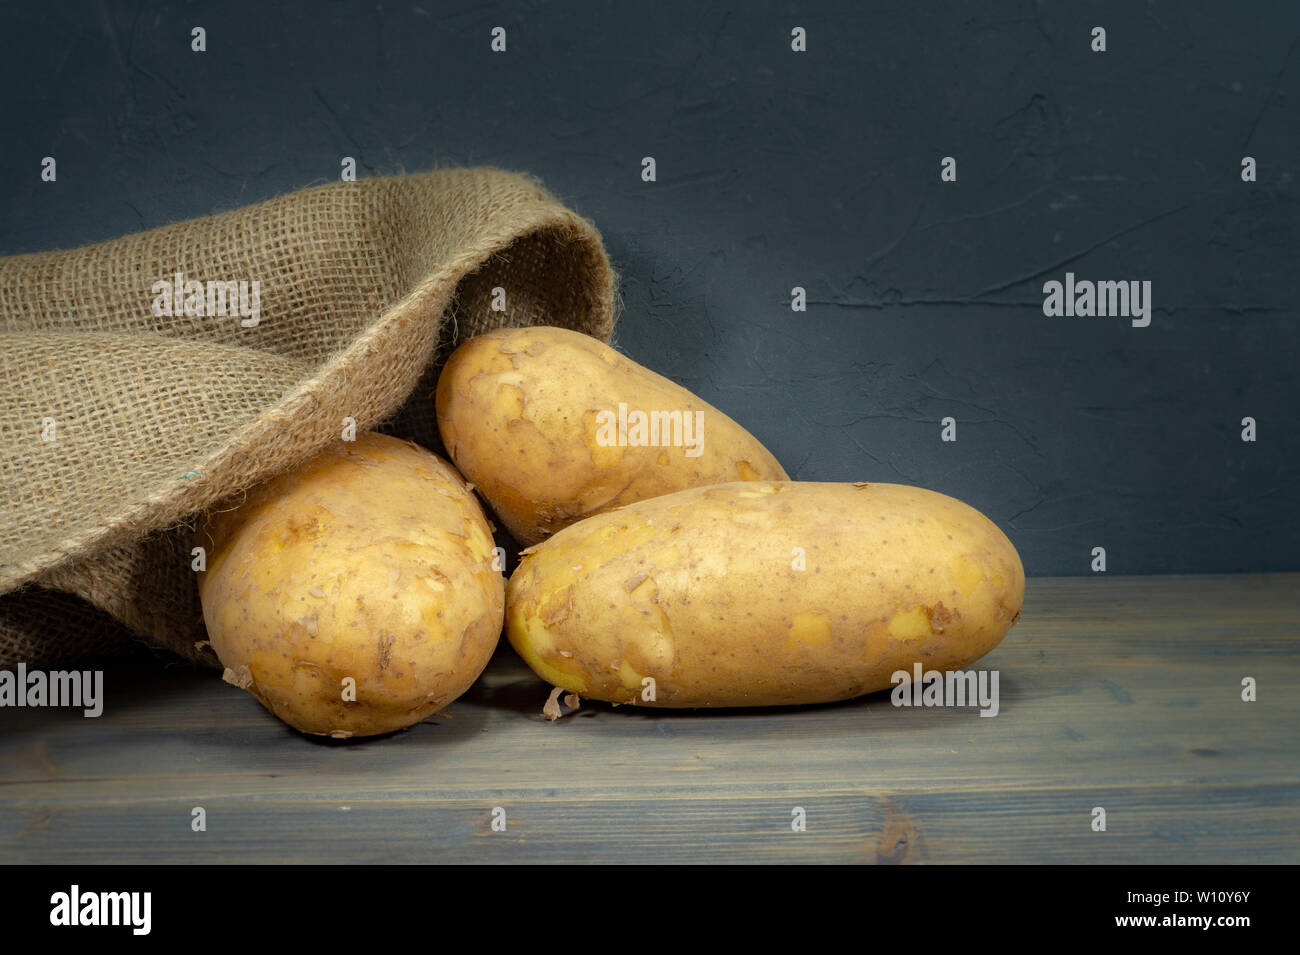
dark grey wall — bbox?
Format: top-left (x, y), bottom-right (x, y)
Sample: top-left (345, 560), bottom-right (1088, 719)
top-left (2, 1), bottom-right (1296, 576)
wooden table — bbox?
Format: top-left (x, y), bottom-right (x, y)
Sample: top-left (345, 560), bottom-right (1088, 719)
top-left (2, 574), bottom-right (1296, 863)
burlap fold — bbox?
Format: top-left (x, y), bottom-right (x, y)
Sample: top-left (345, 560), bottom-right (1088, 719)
top-left (0, 168), bottom-right (618, 669)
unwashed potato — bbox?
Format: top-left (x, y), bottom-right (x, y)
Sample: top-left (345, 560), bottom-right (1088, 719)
top-left (435, 325), bottom-right (788, 545)
top-left (196, 432), bottom-right (504, 737)
top-left (507, 481), bottom-right (1024, 708)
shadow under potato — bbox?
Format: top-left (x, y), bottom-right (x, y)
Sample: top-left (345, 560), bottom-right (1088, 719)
top-left (471, 639), bottom-right (986, 724)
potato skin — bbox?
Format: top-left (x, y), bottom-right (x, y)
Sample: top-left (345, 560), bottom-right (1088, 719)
top-left (197, 432), bottom-right (504, 737)
top-left (506, 481), bottom-right (1024, 708)
top-left (435, 325), bottom-right (788, 545)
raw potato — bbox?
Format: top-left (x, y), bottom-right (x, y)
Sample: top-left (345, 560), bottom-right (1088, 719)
top-left (197, 432), bottom-right (504, 737)
top-left (436, 325), bottom-right (788, 545)
top-left (506, 481), bottom-right (1024, 708)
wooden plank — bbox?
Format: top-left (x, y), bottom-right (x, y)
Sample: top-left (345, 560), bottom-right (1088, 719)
top-left (1, 573), bottom-right (1297, 863)
top-left (2, 786), bottom-right (1295, 865)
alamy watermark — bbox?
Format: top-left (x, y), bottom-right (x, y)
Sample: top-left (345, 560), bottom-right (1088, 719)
top-left (594, 403), bottom-right (704, 457)
top-left (0, 663), bottom-right (103, 717)
top-left (891, 662), bottom-right (1000, 717)
top-left (151, 271), bottom-right (261, 327)
top-left (50, 885), bottom-right (150, 935)
top-left (1042, 271), bottom-right (1151, 327)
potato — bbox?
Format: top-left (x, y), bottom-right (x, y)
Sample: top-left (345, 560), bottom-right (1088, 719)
top-left (435, 325), bottom-right (788, 545)
top-left (506, 481), bottom-right (1024, 708)
top-left (196, 432), bottom-right (504, 737)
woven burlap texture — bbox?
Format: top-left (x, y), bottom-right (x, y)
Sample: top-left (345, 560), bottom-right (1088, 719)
top-left (0, 168), bottom-right (618, 670)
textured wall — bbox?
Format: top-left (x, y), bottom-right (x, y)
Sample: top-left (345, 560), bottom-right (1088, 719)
top-left (1, 1), bottom-right (1295, 575)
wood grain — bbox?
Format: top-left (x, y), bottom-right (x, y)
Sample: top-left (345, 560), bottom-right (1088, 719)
top-left (1, 573), bottom-right (1296, 863)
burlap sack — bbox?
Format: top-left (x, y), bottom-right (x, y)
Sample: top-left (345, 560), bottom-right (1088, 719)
top-left (0, 168), bottom-right (618, 670)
